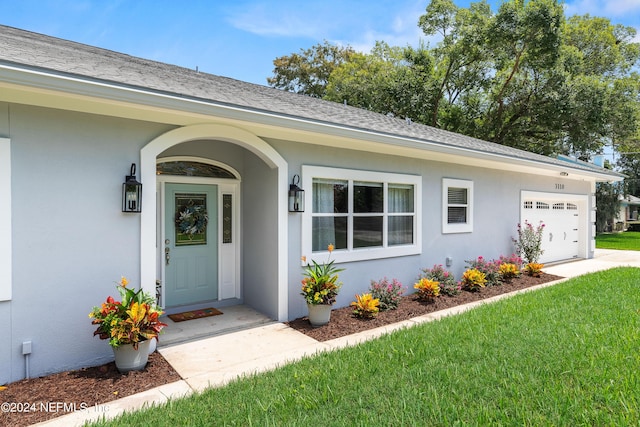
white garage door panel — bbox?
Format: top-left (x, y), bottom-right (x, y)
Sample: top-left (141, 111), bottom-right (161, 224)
top-left (521, 197), bottom-right (583, 263)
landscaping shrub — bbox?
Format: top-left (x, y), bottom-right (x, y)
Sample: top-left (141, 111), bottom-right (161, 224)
top-left (513, 221), bottom-right (545, 263)
top-left (414, 278), bottom-right (440, 301)
top-left (369, 277), bottom-right (405, 310)
top-left (350, 293), bottom-right (379, 318)
top-left (524, 262), bottom-right (544, 277)
top-left (498, 262), bottom-right (520, 283)
top-left (499, 253), bottom-right (523, 269)
top-left (465, 256), bottom-right (502, 286)
top-left (461, 268), bottom-right (487, 291)
top-left (420, 264), bottom-right (460, 296)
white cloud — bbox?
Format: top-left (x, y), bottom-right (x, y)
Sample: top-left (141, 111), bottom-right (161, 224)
top-left (225, 2), bottom-right (339, 39)
top-left (564, 0), bottom-right (640, 18)
top-left (226, 0), bottom-right (427, 52)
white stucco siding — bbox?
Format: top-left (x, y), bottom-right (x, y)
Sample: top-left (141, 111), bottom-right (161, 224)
top-left (0, 137), bottom-right (11, 302)
top-left (6, 105), bottom-right (169, 381)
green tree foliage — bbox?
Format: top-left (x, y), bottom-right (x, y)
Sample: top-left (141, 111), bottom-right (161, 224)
top-left (595, 182), bottom-right (622, 233)
top-left (267, 40), bottom-right (355, 98)
top-left (324, 42), bottom-right (437, 124)
top-left (267, 0), bottom-right (640, 162)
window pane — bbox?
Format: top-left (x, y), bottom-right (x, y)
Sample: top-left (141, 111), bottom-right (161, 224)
top-left (222, 194), bottom-right (232, 244)
top-left (388, 184), bottom-right (414, 213)
top-left (157, 161), bottom-right (236, 178)
top-left (448, 187), bottom-right (467, 205)
top-left (353, 216), bottom-right (383, 248)
top-left (354, 182), bottom-right (383, 213)
top-left (389, 216), bottom-right (413, 245)
top-left (313, 179), bottom-right (348, 213)
top-left (312, 217), bottom-right (347, 251)
top-left (448, 207), bottom-right (467, 224)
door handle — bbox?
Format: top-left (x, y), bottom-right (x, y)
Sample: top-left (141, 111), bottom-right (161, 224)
top-left (549, 232), bottom-right (553, 242)
top-left (165, 247), bottom-right (170, 265)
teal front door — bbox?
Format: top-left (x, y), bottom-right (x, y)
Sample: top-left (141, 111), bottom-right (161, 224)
top-left (164, 183), bottom-right (218, 307)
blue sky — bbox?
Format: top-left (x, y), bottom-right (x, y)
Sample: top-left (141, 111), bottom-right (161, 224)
top-left (0, 0), bottom-right (638, 86)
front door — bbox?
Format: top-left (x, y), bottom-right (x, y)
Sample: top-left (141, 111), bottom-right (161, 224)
top-left (164, 183), bottom-right (218, 307)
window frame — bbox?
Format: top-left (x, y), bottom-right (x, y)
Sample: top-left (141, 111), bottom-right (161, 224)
top-left (442, 178), bottom-right (473, 234)
top-left (301, 165), bottom-right (421, 264)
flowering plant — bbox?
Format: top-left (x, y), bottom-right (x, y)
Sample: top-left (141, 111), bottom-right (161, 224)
top-left (513, 221), bottom-right (545, 264)
top-left (89, 277), bottom-right (167, 349)
top-left (499, 254), bottom-right (523, 269)
top-left (465, 256), bottom-right (502, 286)
top-left (369, 277), bottom-right (405, 310)
top-left (301, 244), bottom-right (344, 305)
top-left (420, 264), bottom-right (459, 296)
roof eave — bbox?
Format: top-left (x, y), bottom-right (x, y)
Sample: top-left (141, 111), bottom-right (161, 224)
top-left (0, 62), bottom-right (623, 182)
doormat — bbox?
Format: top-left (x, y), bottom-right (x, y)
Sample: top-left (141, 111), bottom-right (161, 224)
top-left (168, 307), bottom-right (223, 322)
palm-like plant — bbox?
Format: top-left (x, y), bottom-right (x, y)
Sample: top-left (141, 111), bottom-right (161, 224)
top-left (301, 244), bottom-right (345, 305)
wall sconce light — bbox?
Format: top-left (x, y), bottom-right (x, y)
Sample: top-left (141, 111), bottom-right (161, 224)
top-left (560, 172), bottom-right (569, 176)
top-left (288, 174), bottom-right (305, 212)
top-left (122, 163), bottom-right (142, 213)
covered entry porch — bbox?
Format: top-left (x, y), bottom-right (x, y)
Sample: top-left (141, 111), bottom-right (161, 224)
top-left (139, 124), bottom-right (290, 322)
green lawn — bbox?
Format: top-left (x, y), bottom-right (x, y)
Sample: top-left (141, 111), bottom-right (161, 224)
top-left (91, 268), bottom-right (640, 426)
top-left (596, 231), bottom-right (640, 250)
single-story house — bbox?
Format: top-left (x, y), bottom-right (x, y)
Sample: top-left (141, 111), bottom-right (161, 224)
top-left (0, 25), bottom-right (623, 383)
top-left (618, 194), bottom-right (640, 231)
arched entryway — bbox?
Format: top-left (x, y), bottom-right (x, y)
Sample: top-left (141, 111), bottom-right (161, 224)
top-left (139, 124), bottom-right (289, 321)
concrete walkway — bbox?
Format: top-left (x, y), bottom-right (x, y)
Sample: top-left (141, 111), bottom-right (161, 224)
top-left (35, 249), bottom-right (640, 426)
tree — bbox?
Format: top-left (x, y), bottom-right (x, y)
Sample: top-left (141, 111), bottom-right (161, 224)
top-left (267, 41), bottom-right (355, 98)
top-left (324, 42), bottom-right (437, 123)
top-left (595, 182), bottom-right (622, 233)
top-left (267, 0), bottom-right (640, 162)
top-left (417, 0), bottom-right (492, 128)
top-left (560, 16), bottom-right (640, 159)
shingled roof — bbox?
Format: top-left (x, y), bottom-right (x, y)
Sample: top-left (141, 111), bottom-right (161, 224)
top-left (0, 24), bottom-right (622, 179)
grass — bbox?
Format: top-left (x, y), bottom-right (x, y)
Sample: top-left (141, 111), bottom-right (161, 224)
top-left (596, 231), bottom-right (640, 250)
top-left (91, 268), bottom-right (640, 426)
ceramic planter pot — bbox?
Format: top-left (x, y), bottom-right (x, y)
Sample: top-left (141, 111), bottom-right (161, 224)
top-left (307, 303), bottom-right (333, 327)
top-left (112, 340), bottom-right (151, 373)
top-left (147, 337), bottom-right (157, 354)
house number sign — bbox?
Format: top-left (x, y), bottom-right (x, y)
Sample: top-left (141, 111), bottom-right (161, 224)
top-left (555, 183), bottom-right (565, 190)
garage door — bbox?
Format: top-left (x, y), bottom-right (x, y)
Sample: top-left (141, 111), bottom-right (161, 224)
top-left (521, 193), bottom-right (585, 263)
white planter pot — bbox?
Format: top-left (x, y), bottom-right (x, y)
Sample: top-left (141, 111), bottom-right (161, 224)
top-left (112, 340), bottom-right (151, 373)
top-left (307, 303), bottom-right (333, 327)
top-left (148, 337), bottom-right (157, 354)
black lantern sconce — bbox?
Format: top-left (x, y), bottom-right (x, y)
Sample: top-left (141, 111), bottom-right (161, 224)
top-left (122, 163), bottom-right (142, 213)
top-left (288, 174), bottom-right (305, 212)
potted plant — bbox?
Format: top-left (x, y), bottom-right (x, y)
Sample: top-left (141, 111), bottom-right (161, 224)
top-left (300, 244), bottom-right (344, 327)
top-left (89, 277), bottom-right (167, 373)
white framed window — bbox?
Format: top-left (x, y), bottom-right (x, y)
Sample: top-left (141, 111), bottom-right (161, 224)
top-left (301, 166), bottom-right (421, 264)
top-left (0, 138), bottom-right (11, 301)
top-left (442, 178), bottom-right (473, 234)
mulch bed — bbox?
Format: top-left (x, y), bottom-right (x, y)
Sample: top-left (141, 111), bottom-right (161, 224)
top-left (0, 352), bottom-right (181, 427)
top-left (286, 272), bottom-right (563, 341)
